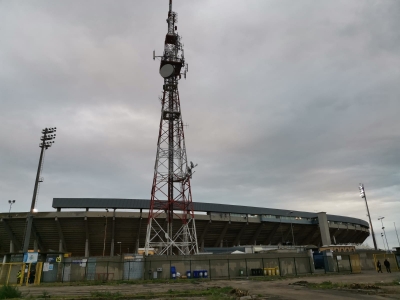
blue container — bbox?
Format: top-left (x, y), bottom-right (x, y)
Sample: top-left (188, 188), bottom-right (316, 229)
top-left (186, 271), bottom-right (191, 278)
top-left (193, 270), bottom-right (198, 278)
top-left (171, 266), bottom-right (176, 279)
top-left (199, 271), bottom-right (203, 278)
top-left (203, 270), bottom-right (208, 278)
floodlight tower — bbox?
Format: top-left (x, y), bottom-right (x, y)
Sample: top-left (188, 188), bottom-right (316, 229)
top-left (145, 0), bottom-right (198, 255)
top-left (23, 127), bottom-right (57, 252)
top-left (359, 184), bottom-right (377, 250)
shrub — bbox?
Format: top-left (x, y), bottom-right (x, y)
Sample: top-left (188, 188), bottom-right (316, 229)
top-left (0, 285), bottom-right (22, 299)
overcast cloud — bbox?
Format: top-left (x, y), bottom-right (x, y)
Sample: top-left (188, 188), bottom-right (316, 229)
top-left (1, 0), bottom-right (399, 249)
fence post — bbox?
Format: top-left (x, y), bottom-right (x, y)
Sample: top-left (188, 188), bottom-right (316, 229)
top-left (61, 262), bottom-right (65, 283)
top-left (348, 256), bottom-right (352, 273)
top-left (107, 261), bottom-right (109, 281)
top-left (190, 260), bottom-right (192, 276)
top-left (150, 260), bottom-right (152, 280)
top-left (309, 256), bottom-right (312, 274)
top-left (245, 258), bottom-right (248, 277)
top-left (169, 260), bottom-right (171, 279)
top-left (209, 259), bottom-right (211, 280)
top-left (294, 257), bottom-right (297, 276)
top-left (336, 256), bottom-right (339, 273)
top-left (228, 259), bottom-right (230, 280)
top-left (262, 258), bottom-right (265, 276)
top-left (128, 261), bottom-right (130, 280)
top-left (278, 257), bottom-right (282, 277)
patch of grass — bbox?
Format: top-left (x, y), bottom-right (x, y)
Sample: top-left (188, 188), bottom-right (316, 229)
top-left (39, 290), bottom-right (51, 298)
top-left (375, 279), bottom-right (400, 286)
top-left (0, 284), bottom-right (22, 299)
top-left (90, 290), bottom-right (122, 298)
top-left (120, 286), bottom-right (234, 300)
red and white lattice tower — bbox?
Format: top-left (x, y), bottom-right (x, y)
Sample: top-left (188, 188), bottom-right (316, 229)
top-left (145, 0), bottom-right (198, 255)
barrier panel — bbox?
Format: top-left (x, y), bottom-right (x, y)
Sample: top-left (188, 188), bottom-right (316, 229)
top-left (373, 254), bottom-right (399, 272)
top-left (0, 263), bottom-right (42, 286)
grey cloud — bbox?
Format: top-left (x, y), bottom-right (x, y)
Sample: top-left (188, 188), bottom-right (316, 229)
top-left (1, 0), bottom-right (400, 248)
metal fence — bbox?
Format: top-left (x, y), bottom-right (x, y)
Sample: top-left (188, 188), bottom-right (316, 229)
top-left (0, 253), bottom-right (372, 285)
top-left (144, 257), bottom-right (313, 280)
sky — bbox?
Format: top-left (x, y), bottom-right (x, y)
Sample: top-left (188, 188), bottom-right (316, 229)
top-left (1, 0), bottom-right (399, 250)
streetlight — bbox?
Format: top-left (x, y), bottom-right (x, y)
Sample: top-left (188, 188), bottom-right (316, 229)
top-left (8, 200), bottom-right (16, 214)
top-left (117, 242), bottom-right (122, 256)
top-left (359, 184), bottom-right (378, 250)
top-left (378, 217), bottom-right (390, 252)
top-left (23, 127), bottom-right (57, 253)
top-left (381, 233), bottom-right (386, 251)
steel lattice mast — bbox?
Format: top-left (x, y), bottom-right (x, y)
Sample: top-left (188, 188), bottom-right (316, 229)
top-left (145, 0), bottom-right (198, 256)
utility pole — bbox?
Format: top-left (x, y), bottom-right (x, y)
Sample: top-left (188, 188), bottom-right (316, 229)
top-left (378, 217), bottom-right (390, 252)
top-left (359, 184), bottom-right (377, 250)
top-left (395, 222), bottom-right (400, 247)
top-left (23, 127), bottom-right (56, 252)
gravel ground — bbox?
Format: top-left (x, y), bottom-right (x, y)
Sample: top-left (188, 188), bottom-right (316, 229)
top-left (18, 270), bottom-right (400, 299)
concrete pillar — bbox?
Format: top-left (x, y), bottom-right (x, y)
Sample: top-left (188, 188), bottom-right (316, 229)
top-left (201, 240), bottom-right (204, 252)
top-left (220, 240), bottom-right (223, 248)
top-left (34, 240), bottom-right (38, 252)
top-left (9, 240), bottom-right (15, 253)
top-left (135, 239), bottom-right (139, 254)
top-left (59, 239), bottom-right (63, 252)
top-left (85, 239), bottom-right (89, 257)
top-left (317, 212), bottom-right (332, 246)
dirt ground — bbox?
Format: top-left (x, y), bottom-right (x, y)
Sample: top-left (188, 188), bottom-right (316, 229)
top-left (19, 270), bottom-right (400, 299)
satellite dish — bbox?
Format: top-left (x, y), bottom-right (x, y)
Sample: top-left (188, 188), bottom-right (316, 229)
top-left (160, 64), bottom-right (174, 78)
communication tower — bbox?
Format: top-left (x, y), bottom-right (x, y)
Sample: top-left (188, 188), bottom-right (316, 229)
top-left (145, 0), bottom-right (198, 255)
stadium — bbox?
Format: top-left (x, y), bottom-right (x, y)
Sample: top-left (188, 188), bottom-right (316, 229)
top-left (0, 198), bottom-right (370, 257)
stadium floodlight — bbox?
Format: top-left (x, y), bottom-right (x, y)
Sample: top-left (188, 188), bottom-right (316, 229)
top-left (23, 127), bottom-right (57, 253)
top-left (378, 217), bottom-right (390, 252)
top-left (8, 200), bottom-right (16, 215)
top-left (359, 184), bottom-right (365, 198)
top-left (358, 183), bottom-right (377, 250)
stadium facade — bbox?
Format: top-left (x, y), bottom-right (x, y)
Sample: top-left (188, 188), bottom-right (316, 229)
top-left (0, 198), bottom-right (370, 257)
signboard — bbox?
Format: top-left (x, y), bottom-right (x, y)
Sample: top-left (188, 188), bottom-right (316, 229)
top-left (23, 252), bottom-right (38, 263)
top-left (56, 256), bottom-right (62, 263)
top-left (337, 255), bottom-right (342, 261)
top-left (48, 264), bottom-right (54, 271)
top-left (43, 263), bottom-right (49, 272)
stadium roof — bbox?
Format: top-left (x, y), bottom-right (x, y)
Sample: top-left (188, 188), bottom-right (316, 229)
top-left (52, 198), bottom-right (369, 227)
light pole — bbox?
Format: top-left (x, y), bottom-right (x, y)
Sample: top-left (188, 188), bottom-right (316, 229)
top-left (103, 209), bottom-right (109, 257)
top-left (359, 184), bottom-right (378, 250)
top-left (280, 211), bottom-right (294, 245)
top-left (117, 242), bottom-right (122, 255)
top-left (395, 222), bottom-right (400, 247)
top-left (381, 233), bottom-right (386, 251)
top-left (378, 217), bottom-right (390, 252)
top-left (8, 200), bottom-right (16, 214)
top-left (23, 127), bottom-right (57, 253)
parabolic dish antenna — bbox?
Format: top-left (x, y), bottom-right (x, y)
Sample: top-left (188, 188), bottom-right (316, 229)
top-left (160, 64), bottom-right (174, 78)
